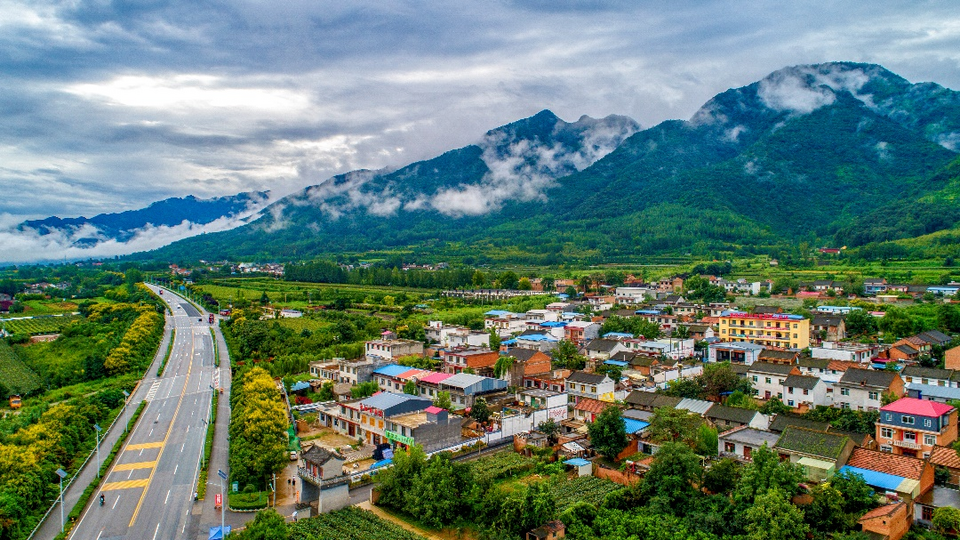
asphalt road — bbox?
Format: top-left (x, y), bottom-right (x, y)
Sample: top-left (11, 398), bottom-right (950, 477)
top-left (67, 287), bottom-right (220, 540)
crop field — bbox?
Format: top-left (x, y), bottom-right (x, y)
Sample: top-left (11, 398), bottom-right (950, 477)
top-left (0, 341), bottom-right (41, 396)
top-left (1, 314), bottom-right (80, 335)
top-left (289, 507), bottom-right (426, 540)
top-left (469, 452), bottom-right (536, 484)
top-left (550, 475), bottom-right (621, 512)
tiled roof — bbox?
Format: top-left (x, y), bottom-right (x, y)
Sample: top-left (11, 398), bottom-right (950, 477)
top-left (928, 445), bottom-right (960, 470)
top-left (845, 447), bottom-right (925, 480)
top-left (901, 365), bottom-right (954, 380)
top-left (759, 350), bottom-right (798, 361)
top-left (859, 502), bottom-right (906, 521)
top-left (783, 374), bottom-right (821, 390)
top-left (574, 397), bottom-right (614, 415)
top-left (302, 445), bottom-right (342, 466)
top-left (799, 357), bottom-right (831, 370)
top-left (895, 344), bottom-right (919, 355)
top-left (747, 362), bottom-right (797, 376)
top-left (774, 426), bottom-right (851, 460)
top-left (837, 368), bottom-right (898, 389)
top-left (917, 330), bottom-right (952, 345)
top-left (827, 360), bottom-right (861, 372)
top-left (769, 414), bottom-right (831, 433)
top-left (811, 315), bottom-right (844, 326)
top-left (419, 372), bottom-right (453, 385)
top-left (881, 397), bottom-right (954, 417)
top-left (585, 338), bottom-right (620, 352)
top-left (706, 405), bottom-right (758, 425)
top-left (567, 371), bottom-right (609, 385)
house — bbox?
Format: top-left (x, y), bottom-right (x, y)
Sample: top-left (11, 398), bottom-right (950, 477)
top-left (384, 406), bottom-right (463, 453)
top-left (708, 342), bottom-right (765, 365)
top-left (905, 383), bottom-right (960, 403)
top-left (573, 397), bottom-right (620, 423)
top-left (364, 339), bottom-right (424, 363)
top-left (564, 321), bottom-right (601, 344)
top-left (768, 414), bottom-right (832, 433)
top-left (916, 487), bottom-right (960, 530)
top-left (752, 305), bottom-right (783, 315)
top-left (858, 503), bottom-right (910, 540)
top-left (484, 311), bottom-right (527, 337)
top-left (583, 338), bottom-right (623, 360)
top-left (901, 366), bottom-right (957, 388)
top-left (773, 426), bottom-right (855, 482)
top-left (718, 425), bottom-right (780, 462)
top-left (834, 368), bottom-right (904, 412)
top-left (565, 371), bottom-right (615, 403)
top-left (928, 445), bottom-right (960, 485)
top-left (915, 330), bottom-right (953, 348)
top-left (746, 362), bottom-right (801, 401)
top-left (889, 343), bottom-right (921, 362)
top-left (309, 361), bottom-right (340, 381)
top-left (811, 341), bottom-right (877, 364)
top-left (336, 357), bottom-right (385, 385)
top-left (297, 446), bottom-right (350, 514)
top-left (781, 374), bottom-right (831, 409)
top-left (624, 391), bottom-right (681, 412)
top-left (876, 398), bottom-right (957, 458)
top-left (527, 520), bottom-right (566, 540)
top-left (810, 315), bottom-right (847, 342)
top-left (864, 278), bottom-right (888, 296)
top-left (718, 312), bottom-right (810, 349)
top-left (704, 405), bottom-right (768, 431)
top-left (372, 364), bottom-right (422, 393)
top-left (942, 344), bottom-right (960, 371)
top-left (438, 373), bottom-right (509, 409)
top-left (840, 447), bottom-right (933, 520)
top-left (426, 321), bottom-right (491, 348)
top-left (499, 348), bottom-right (553, 387)
top-left (523, 369), bottom-right (570, 393)
top-left (333, 393), bottom-right (433, 445)
top-left (620, 337), bottom-right (695, 360)
top-left (441, 348), bottom-right (500, 375)
top-left (416, 372), bottom-right (454, 400)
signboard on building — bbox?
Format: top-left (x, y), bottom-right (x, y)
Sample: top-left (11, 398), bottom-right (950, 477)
top-left (384, 430), bottom-right (415, 446)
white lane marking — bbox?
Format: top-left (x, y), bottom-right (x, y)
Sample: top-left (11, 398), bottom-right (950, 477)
top-left (149, 428), bottom-right (154, 437)
top-left (181, 442), bottom-right (185, 452)
top-left (128, 470), bottom-right (133, 479)
top-left (96, 530), bottom-right (103, 540)
top-left (139, 449), bottom-right (143, 457)
top-left (152, 523), bottom-right (160, 540)
top-left (164, 490), bottom-right (170, 505)
top-left (186, 425), bottom-right (190, 434)
top-left (113, 495), bottom-right (120, 509)
top-left (174, 464), bottom-right (178, 475)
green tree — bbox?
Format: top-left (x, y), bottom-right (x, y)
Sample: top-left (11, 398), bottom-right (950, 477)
top-left (587, 406), bottom-right (628, 460)
top-left (703, 457), bottom-right (741, 494)
top-left (803, 483), bottom-right (847, 533)
top-left (403, 380), bottom-right (418, 395)
top-left (552, 340), bottom-right (586, 370)
top-left (830, 470), bottom-right (877, 515)
top-left (640, 442), bottom-right (703, 515)
top-left (498, 271), bottom-right (519, 290)
top-left (537, 419), bottom-right (560, 440)
top-left (672, 325), bottom-right (691, 340)
top-left (493, 355), bottom-right (515, 379)
top-left (470, 397), bottom-right (491, 425)
top-left (237, 508), bottom-right (289, 540)
top-left (434, 391), bottom-right (453, 410)
top-left (759, 398), bottom-right (792, 415)
top-left (932, 506), bottom-right (960, 535)
top-left (472, 270), bottom-right (487, 288)
top-left (488, 329), bottom-right (501, 351)
top-left (517, 278), bottom-right (532, 291)
top-left (564, 286), bottom-right (578, 298)
top-left (701, 362), bottom-right (752, 400)
top-left (745, 489), bottom-right (809, 540)
top-left (735, 445), bottom-right (805, 505)
top-left (647, 407), bottom-right (702, 446)
top-left (694, 424), bottom-right (719, 457)
top-left (844, 309), bottom-right (877, 336)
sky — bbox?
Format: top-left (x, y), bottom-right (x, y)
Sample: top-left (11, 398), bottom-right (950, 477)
top-left (2, 0), bottom-right (960, 223)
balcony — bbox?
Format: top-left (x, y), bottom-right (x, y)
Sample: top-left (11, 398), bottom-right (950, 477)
top-left (297, 467), bottom-right (349, 489)
top-left (892, 439), bottom-right (922, 450)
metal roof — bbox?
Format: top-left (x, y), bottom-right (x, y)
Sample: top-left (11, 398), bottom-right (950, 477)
top-left (564, 458), bottom-right (590, 467)
top-left (676, 398), bottom-right (714, 415)
top-left (373, 364), bottom-right (412, 377)
top-left (838, 465), bottom-right (917, 493)
top-left (622, 418), bottom-right (650, 434)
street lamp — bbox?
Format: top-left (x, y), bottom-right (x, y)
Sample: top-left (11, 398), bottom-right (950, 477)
top-left (122, 390), bottom-right (131, 433)
top-left (94, 424), bottom-right (103, 477)
top-left (55, 468), bottom-right (68, 532)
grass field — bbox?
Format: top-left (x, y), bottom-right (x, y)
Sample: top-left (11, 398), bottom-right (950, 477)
top-left (0, 341), bottom-right (42, 396)
top-left (276, 317), bottom-right (332, 333)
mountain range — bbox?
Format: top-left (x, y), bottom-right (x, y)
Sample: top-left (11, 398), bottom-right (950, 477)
top-left (24, 62), bottom-right (960, 265)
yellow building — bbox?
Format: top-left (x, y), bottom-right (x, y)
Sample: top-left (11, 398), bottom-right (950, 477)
top-left (718, 312), bottom-right (810, 349)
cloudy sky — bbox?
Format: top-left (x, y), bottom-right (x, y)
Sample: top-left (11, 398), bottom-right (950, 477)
top-left (2, 0), bottom-right (960, 222)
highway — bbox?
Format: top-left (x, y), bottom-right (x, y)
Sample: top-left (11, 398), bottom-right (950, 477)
top-left (67, 286), bottom-right (221, 540)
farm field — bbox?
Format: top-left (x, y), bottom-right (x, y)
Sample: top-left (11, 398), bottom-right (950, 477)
top-left (550, 475), bottom-right (621, 512)
top-left (276, 317), bottom-right (332, 333)
top-left (289, 506), bottom-right (427, 540)
top-left (0, 341), bottom-right (41, 396)
top-left (1, 314), bottom-right (81, 335)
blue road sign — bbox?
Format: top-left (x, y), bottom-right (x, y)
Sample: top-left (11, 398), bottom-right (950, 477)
top-left (217, 469), bottom-right (227, 480)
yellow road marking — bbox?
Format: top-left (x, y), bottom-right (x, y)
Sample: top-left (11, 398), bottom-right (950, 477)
top-left (101, 479), bottom-right (150, 491)
top-left (125, 441), bottom-right (163, 451)
top-left (112, 461), bottom-right (157, 472)
top-left (130, 327), bottom-right (195, 527)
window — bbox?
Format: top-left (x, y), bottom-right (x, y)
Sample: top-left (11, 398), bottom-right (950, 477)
top-left (765, 377), bottom-right (772, 384)
top-left (840, 388), bottom-right (850, 396)
top-left (803, 389), bottom-right (809, 396)
top-left (840, 402), bottom-right (850, 409)
top-left (788, 400), bottom-right (794, 407)
top-left (881, 427), bottom-right (893, 439)
top-left (904, 432), bottom-right (917, 442)
top-left (902, 415), bottom-right (915, 425)
top-left (885, 413), bottom-right (893, 421)
top-left (923, 505), bottom-right (935, 521)
top-left (725, 442), bottom-right (735, 452)
top-left (924, 419), bottom-right (932, 428)
top-left (752, 375), bottom-right (758, 382)
top-left (880, 445), bottom-right (892, 453)
top-left (788, 387), bottom-right (794, 394)
top-left (868, 391), bottom-right (879, 400)
top-left (925, 434), bottom-right (937, 446)
top-left (590, 386), bottom-right (597, 393)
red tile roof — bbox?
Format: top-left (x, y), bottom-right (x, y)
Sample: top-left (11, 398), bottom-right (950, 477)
top-left (574, 397), bottom-right (612, 416)
top-left (859, 501), bottom-right (906, 521)
top-left (881, 397), bottom-right (954, 417)
top-left (929, 445), bottom-right (960, 470)
top-left (846, 448), bottom-right (926, 480)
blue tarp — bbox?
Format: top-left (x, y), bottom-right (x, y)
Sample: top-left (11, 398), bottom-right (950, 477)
top-left (501, 339), bottom-right (517, 345)
top-left (540, 321), bottom-right (568, 327)
top-left (289, 381), bottom-right (311, 392)
top-left (604, 360), bottom-right (629, 367)
top-left (518, 334), bottom-right (556, 342)
top-left (622, 418), bottom-right (650, 434)
top-left (372, 364), bottom-right (411, 377)
top-left (209, 526), bottom-right (232, 539)
top-left (371, 458), bottom-right (393, 469)
top-left (485, 310), bottom-right (513, 316)
top-left (603, 332), bottom-right (634, 339)
top-left (837, 466), bottom-right (905, 492)
top-left (564, 458), bottom-right (590, 467)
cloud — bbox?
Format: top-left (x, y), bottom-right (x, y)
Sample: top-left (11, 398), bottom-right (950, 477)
top-left (1, 0), bottom-right (959, 235)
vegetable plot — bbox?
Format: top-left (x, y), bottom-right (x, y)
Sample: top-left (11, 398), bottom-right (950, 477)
top-left (551, 475), bottom-right (621, 511)
top-left (0, 341), bottom-right (41, 396)
top-left (289, 507), bottom-right (427, 540)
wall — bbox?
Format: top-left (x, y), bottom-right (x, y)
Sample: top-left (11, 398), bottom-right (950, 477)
top-left (593, 463), bottom-right (642, 486)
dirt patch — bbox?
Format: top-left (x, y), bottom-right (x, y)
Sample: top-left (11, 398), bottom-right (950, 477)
top-left (301, 427), bottom-right (357, 451)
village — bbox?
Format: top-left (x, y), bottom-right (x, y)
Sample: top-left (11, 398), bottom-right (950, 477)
top-left (271, 272), bottom-right (960, 540)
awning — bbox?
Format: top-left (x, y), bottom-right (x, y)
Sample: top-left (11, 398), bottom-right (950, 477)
top-left (798, 456), bottom-right (835, 472)
top-left (838, 466), bottom-right (921, 497)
